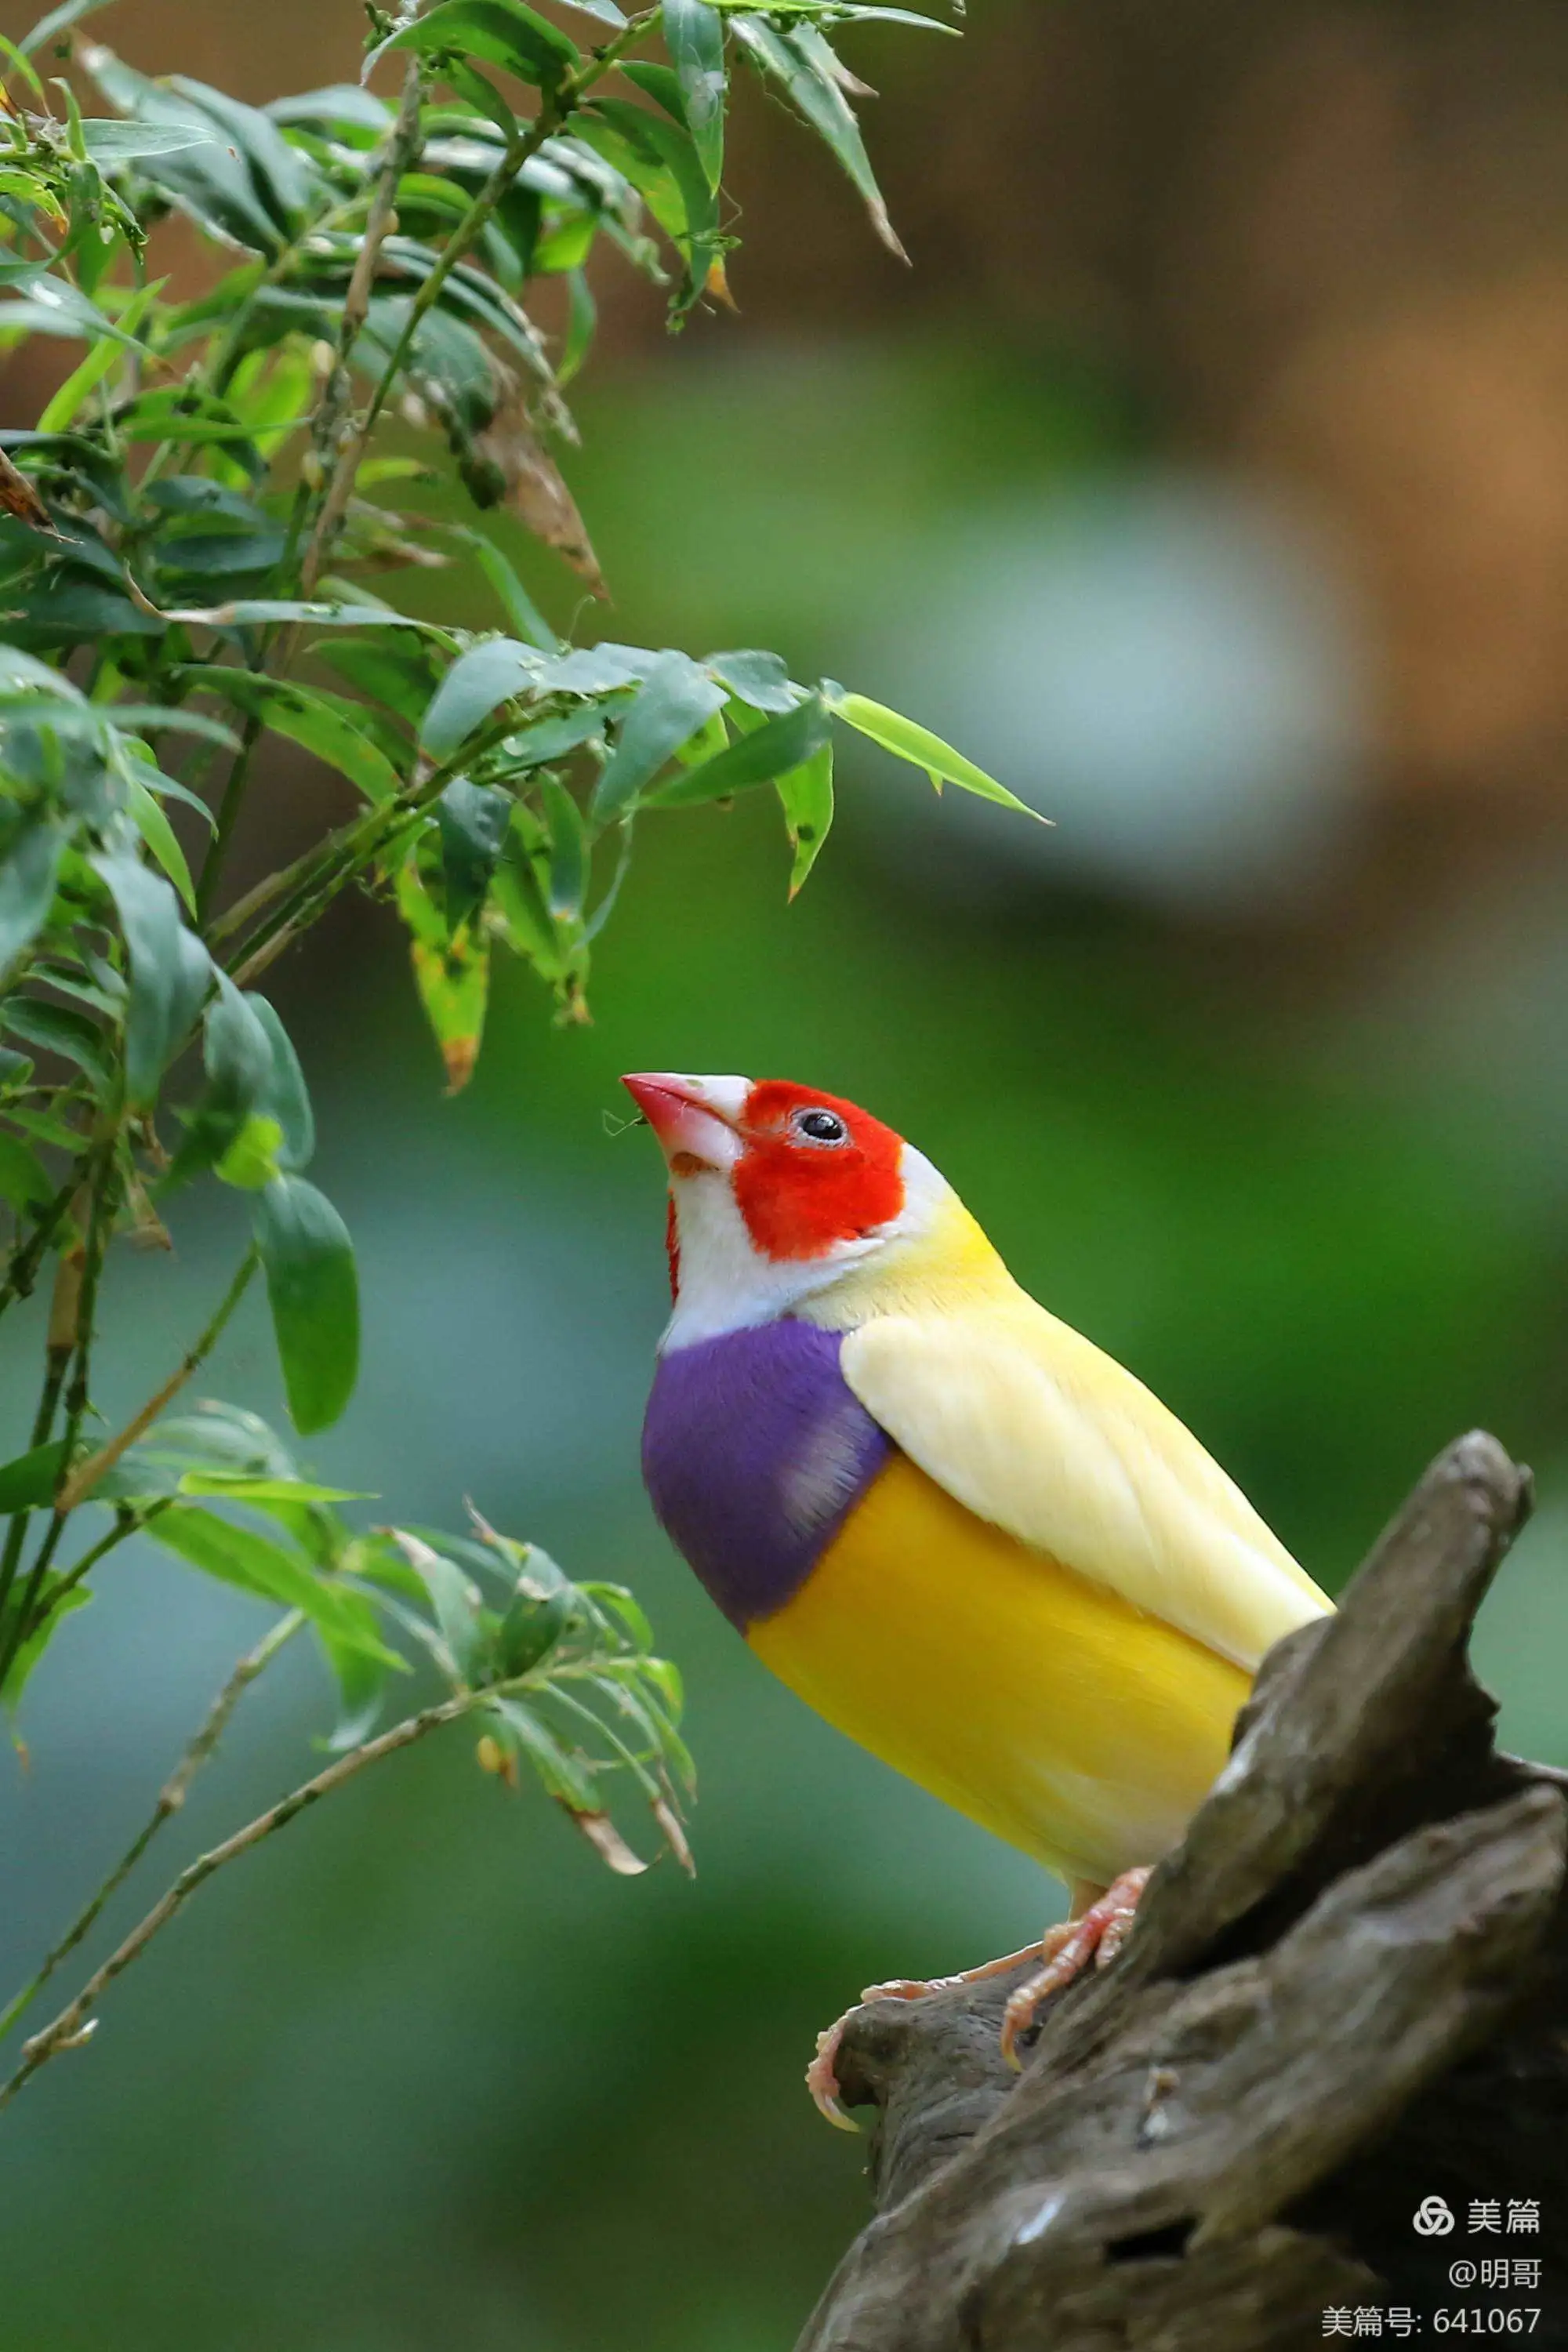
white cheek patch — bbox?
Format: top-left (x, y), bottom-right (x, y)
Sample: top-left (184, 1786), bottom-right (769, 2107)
top-left (662, 1173), bottom-right (844, 1348)
top-left (660, 1138), bottom-right (949, 1352)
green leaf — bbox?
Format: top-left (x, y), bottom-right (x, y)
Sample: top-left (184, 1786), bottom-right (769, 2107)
top-left (775, 737), bottom-right (833, 897)
top-left (539, 777), bottom-right (586, 920)
top-left (495, 1584), bottom-right (571, 1675)
top-left (204, 971), bottom-right (274, 1102)
top-left (420, 637), bottom-right (542, 759)
top-left (185, 672), bottom-right (402, 808)
top-left (487, 1694), bottom-right (601, 1811)
top-left (436, 779), bottom-right (512, 928)
top-left (126, 779), bottom-right (198, 916)
top-left (0, 1438), bottom-right (67, 1513)
top-left (0, 1133), bottom-right (51, 1214)
top-left (147, 1505), bottom-right (397, 1665)
top-left (99, 1403), bottom-right (299, 1501)
top-left (176, 1473), bottom-right (372, 1503)
top-left (158, 599), bottom-right (436, 631)
top-left (584, 96), bottom-right (720, 307)
top-left (662, 0), bottom-right (726, 191)
top-left (708, 648), bottom-right (798, 713)
top-left (492, 705), bottom-right (612, 775)
top-left (456, 529), bottom-right (557, 652)
top-left (35, 284), bottom-right (154, 431)
top-left (401, 866), bottom-right (491, 1094)
top-left (591, 650), bottom-right (726, 821)
top-left (311, 637), bottom-right (441, 728)
top-left (646, 691), bottom-right (829, 807)
top-left (388, 1526), bottom-right (488, 1682)
top-left (2, 1580), bottom-right (89, 1713)
top-left (824, 688), bottom-right (1045, 816)
top-left (252, 1176), bottom-right (360, 1436)
top-left (729, 16), bottom-right (906, 260)
top-left (91, 846), bottom-right (214, 1109)
top-left (213, 1112), bottom-right (285, 1191)
top-left (2, 998), bottom-right (111, 1091)
top-left (21, 0), bottom-right (116, 54)
top-left (78, 120), bottom-right (211, 161)
top-left (0, 814), bottom-right (64, 976)
top-left (245, 994), bottom-right (315, 1172)
top-left (370, 0), bottom-right (581, 91)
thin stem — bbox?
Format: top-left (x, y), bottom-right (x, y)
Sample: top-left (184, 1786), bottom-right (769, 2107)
top-left (297, 18), bottom-right (648, 599)
top-left (55, 1246), bottom-right (260, 1517)
top-left (194, 705), bottom-right (267, 927)
top-left (0, 1609), bottom-right (304, 2049)
top-left (294, 59), bottom-right (426, 607)
top-left (0, 1683), bottom-right (477, 2111)
top-left (24, 1499), bottom-right (170, 1633)
top-left (0, 1139), bottom-right (118, 1693)
top-left (0, 1194), bottom-right (88, 1641)
top-left (0, 1149), bottom-right (91, 1323)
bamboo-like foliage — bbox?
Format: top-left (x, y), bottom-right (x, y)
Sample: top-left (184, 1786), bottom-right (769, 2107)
top-left (0, 0), bottom-right (1029, 2097)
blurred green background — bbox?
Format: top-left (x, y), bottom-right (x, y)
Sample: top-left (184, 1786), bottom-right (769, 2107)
top-left (9, 0), bottom-right (1568, 2344)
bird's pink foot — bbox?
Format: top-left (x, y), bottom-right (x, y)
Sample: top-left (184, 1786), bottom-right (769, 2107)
top-left (999, 1866), bottom-right (1152, 2068)
top-left (807, 1942), bottom-right (1047, 2129)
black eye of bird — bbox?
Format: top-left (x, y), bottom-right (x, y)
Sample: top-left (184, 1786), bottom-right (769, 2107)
top-left (797, 1109), bottom-right (848, 1144)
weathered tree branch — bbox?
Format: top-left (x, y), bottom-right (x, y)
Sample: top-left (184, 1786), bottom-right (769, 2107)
top-left (798, 1433), bottom-right (1568, 2351)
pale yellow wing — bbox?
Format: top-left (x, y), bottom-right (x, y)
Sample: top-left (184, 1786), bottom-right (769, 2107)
top-left (838, 1300), bottom-right (1330, 1673)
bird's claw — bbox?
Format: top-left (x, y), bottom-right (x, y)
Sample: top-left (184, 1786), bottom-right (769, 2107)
top-left (806, 2012), bottom-right (862, 2132)
top-left (806, 1950), bottom-right (1047, 2128)
top-left (999, 1866), bottom-right (1151, 2068)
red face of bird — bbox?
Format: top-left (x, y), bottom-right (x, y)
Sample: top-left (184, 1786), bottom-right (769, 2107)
top-left (621, 1073), bottom-right (949, 1345)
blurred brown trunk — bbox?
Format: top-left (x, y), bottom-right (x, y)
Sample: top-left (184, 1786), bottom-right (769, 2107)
top-left (796, 1435), bottom-right (1568, 2352)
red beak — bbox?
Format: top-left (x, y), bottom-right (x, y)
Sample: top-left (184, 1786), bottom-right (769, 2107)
top-left (621, 1073), bottom-right (739, 1171)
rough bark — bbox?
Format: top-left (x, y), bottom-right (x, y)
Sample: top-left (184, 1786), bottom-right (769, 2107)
top-left (797, 1432), bottom-right (1568, 2352)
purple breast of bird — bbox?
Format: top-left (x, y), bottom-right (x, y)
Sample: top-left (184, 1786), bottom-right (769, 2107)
top-left (641, 1319), bottom-right (892, 1631)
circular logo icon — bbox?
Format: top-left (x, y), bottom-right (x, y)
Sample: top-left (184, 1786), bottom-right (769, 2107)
top-left (1414, 2195), bottom-right (1455, 2237)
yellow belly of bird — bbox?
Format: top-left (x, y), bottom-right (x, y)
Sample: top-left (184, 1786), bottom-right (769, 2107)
top-left (748, 1453), bottom-right (1250, 1889)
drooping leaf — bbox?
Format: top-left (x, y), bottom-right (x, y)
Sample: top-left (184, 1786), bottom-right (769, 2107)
top-left (388, 1527), bottom-right (488, 1683)
top-left (728, 15), bottom-right (906, 261)
top-left (436, 778), bottom-right (513, 927)
top-left (662, 0), bottom-right (726, 192)
top-left (0, 814), bottom-right (65, 976)
top-left (2, 1580), bottom-right (89, 1714)
top-left (539, 776), bottom-right (586, 920)
top-left (824, 688), bottom-right (1045, 815)
top-left (368, 0), bottom-right (581, 93)
top-left (645, 691), bottom-right (829, 807)
top-left (486, 1693), bottom-right (603, 1812)
top-left (126, 779), bottom-right (197, 916)
top-left (245, 994), bottom-right (315, 1173)
top-left (91, 846), bottom-right (214, 1109)
top-left (400, 863), bottom-right (492, 1093)
top-left (775, 737), bottom-right (834, 897)
top-left (252, 1175), bottom-right (360, 1435)
top-left (590, 650), bottom-right (726, 821)
top-left (582, 96), bottom-right (720, 307)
